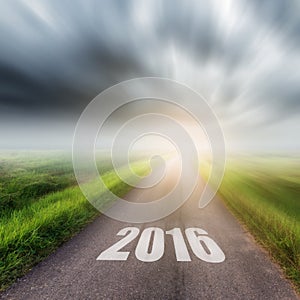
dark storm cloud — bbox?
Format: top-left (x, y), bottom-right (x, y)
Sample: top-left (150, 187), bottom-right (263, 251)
top-left (0, 0), bottom-right (298, 116)
top-left (155, 0), bottom-right (254, 73)
top-left (0, 0), bottom-right (155, 116)
top-left (0, 0), bottom-right (299, 149)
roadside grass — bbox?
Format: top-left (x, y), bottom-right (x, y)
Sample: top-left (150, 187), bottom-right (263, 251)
top-left (0, 151), bottom-right (150, 291)
top-left (0, 151), bottom-right (75, 215)
top-left (0, 151), bottom-right (116, 216)
top-left (202, 156), bottom-right (300, 292)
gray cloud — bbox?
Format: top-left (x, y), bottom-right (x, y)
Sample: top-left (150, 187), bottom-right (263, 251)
top-left (0, 0), bottom-right (299, 150)
top-left (249, 0), bottom-right (300, 47)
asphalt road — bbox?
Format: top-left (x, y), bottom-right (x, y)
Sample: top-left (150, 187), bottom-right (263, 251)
top-left (1, 162), bottom-right (298, 299)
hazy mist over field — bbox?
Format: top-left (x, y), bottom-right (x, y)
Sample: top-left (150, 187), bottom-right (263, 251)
top-left (0, 0), bottom-right (300, 152)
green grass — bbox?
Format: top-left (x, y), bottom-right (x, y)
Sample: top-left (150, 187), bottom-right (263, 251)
top-left (0, 151), bottom-right (116, 215)
top-left (203, 155), bottom-right (300, 292)
top-left (0, 151), bottom-right (150, 291)
top-left (0, 151), bottom-right (77, 216)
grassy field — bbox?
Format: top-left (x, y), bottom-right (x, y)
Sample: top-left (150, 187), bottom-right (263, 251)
top-left (202, 155), bottom-right (300, 292)
top-left (1, 152), bottom-right (299, 292)
top-left (0, 151), bottom-right (150, 291)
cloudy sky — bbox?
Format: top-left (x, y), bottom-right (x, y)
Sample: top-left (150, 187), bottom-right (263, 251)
top-left (0, 0), bottom-right (299, 151)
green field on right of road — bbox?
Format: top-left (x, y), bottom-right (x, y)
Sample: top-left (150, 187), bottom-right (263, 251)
top-left (202, 155), bottom-right (300, 292)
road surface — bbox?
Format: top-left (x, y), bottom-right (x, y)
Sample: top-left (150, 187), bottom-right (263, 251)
top-left (0, 161), bottom-right (298, 299)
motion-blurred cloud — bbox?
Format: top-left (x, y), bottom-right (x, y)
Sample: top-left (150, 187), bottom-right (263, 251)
top-left (0, 0), bottom-right (299, 151)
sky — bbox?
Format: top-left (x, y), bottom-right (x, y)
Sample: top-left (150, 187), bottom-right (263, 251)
top-left (0, 0), bottom-right (300, 152)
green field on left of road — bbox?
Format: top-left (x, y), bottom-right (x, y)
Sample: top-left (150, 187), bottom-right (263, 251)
top-left (0, 151), bottom-right (150, 291)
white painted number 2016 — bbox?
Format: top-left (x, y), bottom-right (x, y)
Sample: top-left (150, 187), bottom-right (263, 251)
top-left (97, 227), bottom-right (225, 263)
